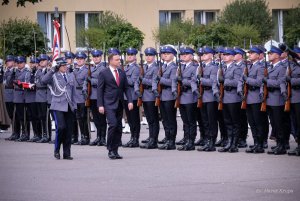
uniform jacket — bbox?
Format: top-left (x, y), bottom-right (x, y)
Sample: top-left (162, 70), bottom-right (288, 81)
top-left (3, 67), bottom-right (15, 102)
top-left (35, 68), bottom-right (48, 103)
top-left (24, 68), bottom-right (36, 103)
top-left (289, 61), bottom-right (300, 104)
top-left (41, 70), bottom-right (77, 112)
top-left (73, 65), bottom-right (88, 104)
top-left (124, 62), bottom-right (140, 101)
top-left (13, 67), bottom-right (28, 103)
top-left (97, 67), bottom-right (132, 110)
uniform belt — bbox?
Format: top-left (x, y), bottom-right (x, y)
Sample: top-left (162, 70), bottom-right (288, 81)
top-left (5, 86), bottom-right (13, 89)
top-left (292, 86), bottom-right (300, 90)
top-left (76, 87), bottom-right (83, 90)
top-left (267, 87), bottom-right (279, 92)
top-left (14, 88), bottom-right (24, 91)
top-left (36, 86), bottom-right (47, 90)
top-left (161, 85), bottom-right (171, 89)
top-left (248, 86), bottom-right (260, 91)
top-left (143, 85), bottom-right (152, 90)
top-left (181, 86), bottom-right (191, 92)
top-left (224, 86), bottom-right (237, 91)
top-left (203, 86), bottom-right (212, 90)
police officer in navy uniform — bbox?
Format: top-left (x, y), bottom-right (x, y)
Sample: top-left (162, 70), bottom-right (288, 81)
top-left (288, 46), bottom-right (300, 156)
top-left (83, 49), bottom-right (107, 146)
top-left (215, 48), bottom-right (243, 153)
top-left (73, 51), bottom-right (90, 145)
top-left (196, 46), bottom-right (219, 152)
top-left (4, 55), bottom-right (19, 140)
top-left (237, 46), bottom-right (265, 153)
top-left (42, 57), bottom-right (76, 160)
top-left (175, 47), bottom-right (198, 151)
top-left (13, 56), bottom-right (29, 141)
top-left (122, 47), bottom-right (141, 148)
top-left (265, 46), bottom-right (288, 155)
top-left (138, 47), bottom-right (160, 149)
top-left (65, 51), bottom-right (79, 143)
top-left (153, 46), bottom-right (178, 150)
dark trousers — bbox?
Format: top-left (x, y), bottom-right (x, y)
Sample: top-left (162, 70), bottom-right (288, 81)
top-left (76, 103), bottom-right (89, 139)
top-left (180, 103), bottom-right (197, 141)
top-left (217, 110), bottom-right (227, 139)
top-left (124, 100), bottom-right (140, 139)
top-left (52, 108), bottom-right (74, 157)
top-left (37, 102), bottom-right (49, 136)
top-left (246, 103), bottom-right (264, 141)
top-left (267, 106), bottom-right (286, 144)
top-left (160, 100), bottom-right (177, 141)
top-left (223, 103), bottom-right (241, 139)
top-left (5, 102), bottom-right (14, 119)
top-left (291, 103), bottom-right (300, 143)
top-left (196, 108), bottom-right (206, 139)
top-left (240, 107), bottom-right (248, 140)
top-left (106, 101), bottom-right (123, 151)
top-left (91, 99), bottom-right (107, 138)
top-left (143, 101), bottom-right (159, 140)
top-left (14, 103), bottom-right (25, 135)
top-left (261, 111), bottom-right (269, 140)
top-left (201, 102), bottom-right (218, 139)
top-left (26, 102), bottom-right (40, 137)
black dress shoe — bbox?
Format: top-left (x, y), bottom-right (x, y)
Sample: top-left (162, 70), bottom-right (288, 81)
top-left (63, 156), bottom-right (73, 160)
top-left (114, 151), bottom-right (123, 159)
top-left (141, 137), bottom-right (150, 144)
top-left (16, 135), bottom-right (29, 142)
top-left (228, 147), bottom-right (238, 153)
top-left (158, 142), bottom-right (169, 150)
top-left (237, 139), bottom-right (247, 148)
top-left (158, 137), bottom-right (167, 144)
top-left (245, 145), bottom-right (257, 153)
top-left (197, 143), bottom-right (209, 151)
top-left (218, 147), bottom-right (230, 152)
top-left (74, 139), bottom-right (90, 145)
top-left (54, 152), bottom-right (60, 160)
top-left (37, 137), bottom-right (50, 143)
top-left (108, 151), bottom-right (117, 159)
top-left (140, 139), bottom-right (158, 149)
top-left (253, 146), bottom-right (265, 154)
top-left (123, 138), bottom-right (134, 147)
top-left (5, 133), bottom-right (18, 141)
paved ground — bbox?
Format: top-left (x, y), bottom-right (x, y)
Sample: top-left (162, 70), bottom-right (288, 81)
top-left (0, 118), bottom-right (299, 201)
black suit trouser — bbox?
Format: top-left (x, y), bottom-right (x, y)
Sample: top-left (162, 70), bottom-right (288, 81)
top-left (201, 102), bottom-right (218, 139)
top-left (160, 100), bottom-right (177, 141)
top-left (267, 106), bottom-right (286, 144)
top-left (124, 100), bottom-right (140, 139)
top-left (223, 103), bottom-right (241, 139)
top-left (143, 101), bottom-right (159, 140)
top-left (246, 103), bottom-right (264, 141)
top-left (291, 103), bottom-right (300, 143)
top-left (180, 103), bottom-right (197, 141)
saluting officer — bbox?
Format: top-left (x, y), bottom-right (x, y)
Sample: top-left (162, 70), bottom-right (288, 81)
top-left (13, 56), bottom-right (29, 141)
top-left (42, 57), bottom-right (76, 160)
top-left (84, 49), bottom-right (107, 146)
top-left (153, 46), bottom-right (178, 150)
top-left (196, 46), bottom-right (219, 152)
top-left (215, 48), bottom-right (243, 153)
top-left (237, 46), bottom-right (265, 153)
top-left (4, 55), bottom-right (19, 140)
top-left (138, 47), bottom-right (160, 149)
top-left (73, 51), bottom-right (90, 145)
top-left (122, 47), bottom-right (141, 148)
top-left (175, 47), bottom-right (198, 151)
top-left (288, 46), bottom-right (300, 156)
top-left (265, 46), bottom-right (288, 155)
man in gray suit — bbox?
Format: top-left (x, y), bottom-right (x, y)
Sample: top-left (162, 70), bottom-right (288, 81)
top-left (42, 57), bottom-right (76, 160)
top-left (215, 48), bottom-right (243, 153)
top-left (175, 47), bottom-right (198, 151)
top-left (237, 46), bottom-right (265, 153)
top-left (122, 47), bottom-right (141, 148)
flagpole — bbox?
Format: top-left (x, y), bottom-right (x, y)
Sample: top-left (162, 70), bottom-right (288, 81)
top-left (52, 7), bottom-right (61, 62)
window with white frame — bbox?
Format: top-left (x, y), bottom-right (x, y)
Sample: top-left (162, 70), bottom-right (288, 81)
top-left (75, 12), bottom-right (102, 48)
top-left (159, 11), bottom-right (183, 27)
top-left (194, 10), bottom-right (217, 25)
top-left (37, 12), bottom-right (64, 51)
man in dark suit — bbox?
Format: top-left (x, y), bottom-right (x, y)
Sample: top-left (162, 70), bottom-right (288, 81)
top-left (97, 49), bottom-right (133, 159)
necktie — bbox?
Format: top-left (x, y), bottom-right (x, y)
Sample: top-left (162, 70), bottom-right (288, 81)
top-left (224, 65), bottom-right (227, 72)
top-left (182, 64), bottom-right (186, 71)
top-left (114, 69), bottom-right (120, 86)
top-left (63, 74), bottom-right (67, 82)
top-left (145, 64), bottom-right (148, 71)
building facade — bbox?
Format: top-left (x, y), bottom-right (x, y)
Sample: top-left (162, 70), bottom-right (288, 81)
top-left (0, 0), bottom-right (299, 52)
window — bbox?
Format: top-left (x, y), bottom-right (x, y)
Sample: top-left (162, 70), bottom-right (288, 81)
top-left (37, 12), bottom-right (64, 50)
top-left (272, 10), bottom-right (290, 43)
top-left (194, 11), bottom-right (217, 25)
top-left (75, 12), bottom-right (102, 48)
top-left (159, 11), bottom-right (183, 27)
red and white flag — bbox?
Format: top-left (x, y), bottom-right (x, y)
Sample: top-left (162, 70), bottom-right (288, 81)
top-left (52, 20), bottom-right (61, 61)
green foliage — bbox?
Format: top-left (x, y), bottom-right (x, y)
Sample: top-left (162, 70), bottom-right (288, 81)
top-left (283, 4), bottom-right (300, 47)
top-left (219, 0), bottom-right (273, 41)
top-left (2, 0), bottom-right (41, 7)
top-left (80, 11), bottom-right (144, 52)
top-left (0, 18), bottom-right (48, 57)
top-left (230, 24), bottom-right (260, 48)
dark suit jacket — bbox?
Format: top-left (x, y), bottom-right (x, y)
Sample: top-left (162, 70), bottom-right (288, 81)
top-left (97, 67), bottom-right (132, 110)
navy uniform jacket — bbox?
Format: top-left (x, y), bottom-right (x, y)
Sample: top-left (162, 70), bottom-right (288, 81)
top-left (134, 62), bottom-right (158, 102)
top-left (73, 65), bottom-right (88, 104)
top-left (124, 62), bottom-right (140, 101)
top-left (97, 67), bottom-right (132, 110)
top-left (13, 67), bottom-right (29, 103)
top-left (41, 70), bottom-right (77, 112)
top-left (290, 62), bottom-right (300, 104)
top-left (3, 67), bottom-right (15, 102)
top-left (35, 68), bottom-right (48, 103)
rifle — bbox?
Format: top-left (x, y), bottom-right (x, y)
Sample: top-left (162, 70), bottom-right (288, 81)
top-left (218, 53), bottom-right (224, 110)
top-left (85, 48), bottom-right (92, 138)
top-left (241, 57), bottom-right (248, 109)
top-left (260, 55), bottom-right (268, 112)
top-left (174, 55), bottom-right (182, 108)
top-left (137, 50), bottom-right (144, 107)
top-left (103, 42), bottom-right (107, 68)
top-left (197, 57), bottom-right (203, 108)
top-left (155, 54), bottom-right (162, 107)
top-left (120, 52), bottom-right (124, 71)
top-left (284, 56), bottom-right (291, 112)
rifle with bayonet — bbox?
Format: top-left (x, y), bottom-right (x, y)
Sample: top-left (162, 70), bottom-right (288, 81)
top-left (137, 49), bottom-right (144, 107)
top-left (155, 52), bottom-right (162, 107)
top-left (241, 55), bottom-right (248, 109)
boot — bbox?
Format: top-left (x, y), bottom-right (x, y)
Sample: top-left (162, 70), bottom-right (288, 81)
top-left (6, 133), bottom-right (19, 141)
top-left (74, 135), bottom-right (89, 145)
top-left (158, 140), bottom-right (169, 150)
top-left (141, 137), bottom-right (150, 144)
top-left (165, 139), bottom-right (176, 150)
top-left (195, 136), bottom-right (206, 146)
top-left (140, 138), bottom-right (158, 149)
top-left (28, 121), bottom-right (41, 142)
top-left (16, 122), bottom-right (30, 142)
top-left (205, 137), bottom-right (216, 152)
top-left (228, 137), bottom-right (239, 153)
top-left (123, 137), bottom-right (134, 147)
top-left (89, 137), bottom-right (100, 146)
top-left (215, 138), bottom-right (223, 147)
top-left (129, 137), bottom-right (139, 148)
top-left (97, 136), bottom-right (106, 146)
top-left (158, 137), bottom-right (167, 144)
top-left (218, 136), bottom-right (233, 152)
top-left (253, 138), bottom-right (265, 154)
top-left (249, 137), bottom-right (257, 149)
top-left (268, 142), bottom-right (286, 155)
top-left (197, 140), bottom-right (210, 151)
top-left (238, 138), bottom-right (248, 148)
top-left (36, 133), bottom-right (49, 143)
top-left (176, 137), bottom-right (187, 145)
top-left (220, 138), bottom-right (228, 147)
top-left (246, 137), bottom-right (258, 153)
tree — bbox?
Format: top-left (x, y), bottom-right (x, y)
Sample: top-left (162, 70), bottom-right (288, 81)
top-left (0, 18), bottom-right (48, 57)
top-left (2, 0), bottom-right (41, 7)
top-left (219, 0), bottom-right (273, 42)
top-left (80, 11), bottom-right (144, 51)
top-left (283, 4), bottom-right (300, 47)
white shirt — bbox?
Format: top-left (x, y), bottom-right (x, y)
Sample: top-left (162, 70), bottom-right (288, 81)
top-left (109, 66), bottom-right (118, 82)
